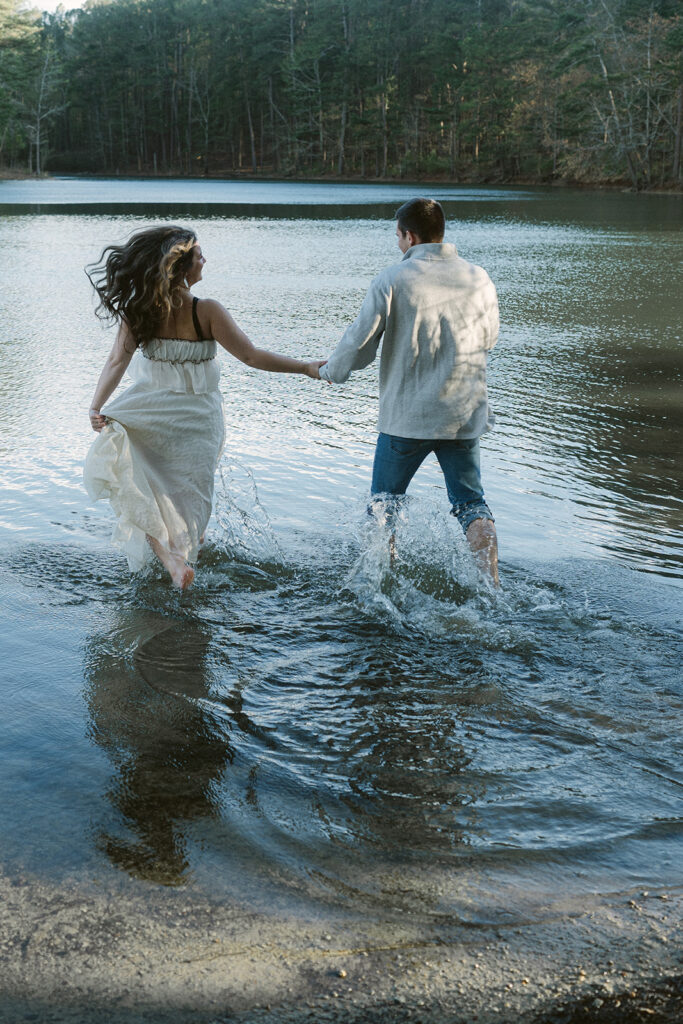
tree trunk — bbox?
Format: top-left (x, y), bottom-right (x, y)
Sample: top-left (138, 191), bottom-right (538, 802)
top-left (450, 104), bottom-right (458, 180)
top-left (673, 84), bottom-right (683, 181)
top-left (338, 101), bottom-right (347, 176)
top-left (245, 88), bottom-right (257, 173)
top-left (260, 106), bottom-right (264, 172)
top-left (314, 58), bottom-right (324, 166)
top-left (268, 77), bottom-right (280, 172)
top-left (381, 95), bottom-right (388, 177)
top-left (289, 8), bottom-right (299, 172)
top-left (338, 1), bottom-right (350, 177)
top-left (187, 64), bottom-right (194, 173)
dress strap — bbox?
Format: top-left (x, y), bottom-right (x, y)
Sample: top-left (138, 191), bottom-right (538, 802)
top-left (192, 296), bottom-right (204, 341)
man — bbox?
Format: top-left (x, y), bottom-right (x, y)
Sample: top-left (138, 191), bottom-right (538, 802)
top-left (319, 197), bottom-right (500, 585)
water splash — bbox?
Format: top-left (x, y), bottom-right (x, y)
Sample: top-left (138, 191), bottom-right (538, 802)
top-left (212, 456), bottom-right (282, 565)
top-left (341, 495), bottom-right (490, 631)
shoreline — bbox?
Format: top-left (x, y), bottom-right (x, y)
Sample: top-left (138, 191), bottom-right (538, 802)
top-left (1, 865), bottom-right (680, 1024)
top-left (1, 168), bottom-right (681, 195)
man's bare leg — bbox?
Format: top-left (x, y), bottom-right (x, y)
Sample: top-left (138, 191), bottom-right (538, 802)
top-left (466, 518), bottom-right (499, 587)
top-left (147, 535), bottom-right (195, 590)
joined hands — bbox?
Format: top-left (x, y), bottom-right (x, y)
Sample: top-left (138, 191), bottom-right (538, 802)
top-left (305, 360), bottom-right (327, 380)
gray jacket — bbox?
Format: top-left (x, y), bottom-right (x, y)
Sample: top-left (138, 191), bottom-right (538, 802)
top-left (319, 242), bottom-right (499, 439)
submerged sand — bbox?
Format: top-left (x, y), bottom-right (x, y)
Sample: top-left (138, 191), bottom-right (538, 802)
top-left (1, 865), bottom-right (680, 1023)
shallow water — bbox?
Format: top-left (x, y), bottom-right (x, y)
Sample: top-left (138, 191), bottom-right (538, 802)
top-left (0, 180), bottom-right (681, 924)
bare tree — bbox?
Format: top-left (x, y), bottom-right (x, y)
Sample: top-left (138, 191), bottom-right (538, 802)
top-left (23, 34), bottom-right (64, 175)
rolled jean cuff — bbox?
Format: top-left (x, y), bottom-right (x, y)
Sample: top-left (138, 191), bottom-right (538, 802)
top-left (450, 499), bottom-right (494, 533)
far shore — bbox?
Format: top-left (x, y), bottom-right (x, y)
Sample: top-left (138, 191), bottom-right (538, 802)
top-left (1, 167), bottom-right (681, 195)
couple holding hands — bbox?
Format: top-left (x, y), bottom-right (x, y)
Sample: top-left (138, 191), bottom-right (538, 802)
top-left (85, 198), bottom-right (499, 589)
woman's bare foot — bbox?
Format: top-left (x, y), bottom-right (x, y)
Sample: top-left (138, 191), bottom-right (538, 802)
top-left (147, 535), bottom-right (195, 590)
top-left (169, 559), bottom-right (195, 589)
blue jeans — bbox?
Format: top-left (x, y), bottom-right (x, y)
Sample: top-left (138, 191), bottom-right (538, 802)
top-left (370, 433), bottom-right (494, 533)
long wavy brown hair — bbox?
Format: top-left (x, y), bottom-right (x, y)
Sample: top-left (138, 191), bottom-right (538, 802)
top-left (86, 225), bottom-right (198, 348)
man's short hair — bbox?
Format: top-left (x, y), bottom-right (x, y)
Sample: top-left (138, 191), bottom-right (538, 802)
top-left (395, 198), bottom-right (445, 242)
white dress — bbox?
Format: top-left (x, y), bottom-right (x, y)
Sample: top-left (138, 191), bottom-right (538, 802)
top-left (84, 337), bottom-right (225, 571)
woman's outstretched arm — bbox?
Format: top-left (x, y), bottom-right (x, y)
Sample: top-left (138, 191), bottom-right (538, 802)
top-left (204, 299), bottom-right (324, 378)
top-left (88, 321), bottom-right (136, 431)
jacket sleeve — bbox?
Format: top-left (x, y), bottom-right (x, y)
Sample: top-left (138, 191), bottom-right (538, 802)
top-left (484, 277), bottom-right (499, 352)
top-left (319, 275), bottom-right (388, 383)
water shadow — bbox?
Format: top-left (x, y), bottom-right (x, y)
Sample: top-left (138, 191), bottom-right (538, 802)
top-left (83, 612), bottom-right (235, 885)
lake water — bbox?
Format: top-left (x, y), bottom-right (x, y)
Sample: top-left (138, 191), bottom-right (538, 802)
top-left (0, 178), bottom-right (681, 926)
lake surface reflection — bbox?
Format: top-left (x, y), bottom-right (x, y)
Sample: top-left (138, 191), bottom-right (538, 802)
top-left (0, 180), bottom-right (681, 922)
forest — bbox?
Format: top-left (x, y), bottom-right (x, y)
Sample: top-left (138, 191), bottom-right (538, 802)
top-left (1, 0), bottom-right (681, 189)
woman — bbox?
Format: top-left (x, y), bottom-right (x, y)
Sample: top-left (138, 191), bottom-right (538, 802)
top-left (84, 225), bottom-right (322, 589)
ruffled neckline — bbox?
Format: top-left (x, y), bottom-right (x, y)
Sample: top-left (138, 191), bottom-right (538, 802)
top-left (143, 337), bottom-right (217, 364)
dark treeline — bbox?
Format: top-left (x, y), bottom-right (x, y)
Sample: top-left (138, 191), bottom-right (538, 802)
top-left (1, 0), bottom-right (681, 188)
